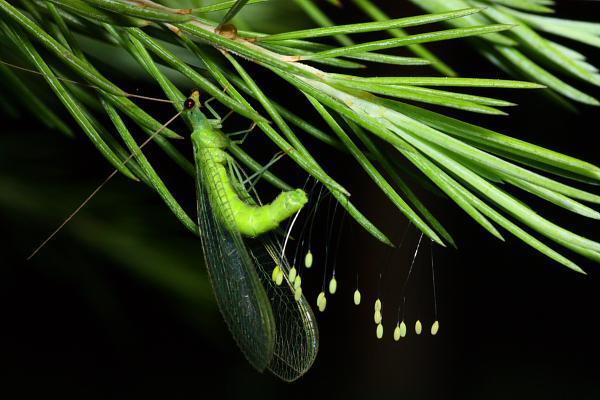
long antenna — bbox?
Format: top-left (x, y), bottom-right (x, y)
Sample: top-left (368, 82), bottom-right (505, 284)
top-left (0, 59), bottom-right (174, 104)
top-left (26, 110), bottom-right (184, 260)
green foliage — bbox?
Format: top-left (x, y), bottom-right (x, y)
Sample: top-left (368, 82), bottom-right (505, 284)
top-left (407, 0), bottom-right (600, 104)
top-left (0, 0), bottom-right (598, 272)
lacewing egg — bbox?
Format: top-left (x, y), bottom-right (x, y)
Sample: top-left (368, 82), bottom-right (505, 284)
top-left (376, 323), bottom-right (384, 339)
top-left (328, 277), bottom-right (337, 295)
top-left (431, 320), bottom-right (440, 336)
top-left (288, 266), bottom-right (297, 283)
top-left (399, 321), bottom-right (407, 338)
top-left (271, 265), bottom-right (280, 282)
top-left (374, 298), bottom-right (381, 312)
top-left (275, 268), bottom-right (284, 286)
top-left (294, 286), bottom-right (303, 302)
top-left (353, 289), bottom-right (361, 306)
top-left (415, 320), bottom-right (422, 335)
top-left (393, 324), bottom-right (401, 341)
top-left (304, 250), bottom-right (313, 268)
top-left (317, 291), bottom-right (327, 312)
top-left (374, 310), bottom-right (382, 325)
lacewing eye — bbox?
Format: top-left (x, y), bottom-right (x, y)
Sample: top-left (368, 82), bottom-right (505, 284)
top-left (184, 98), bottom-right (195, 109)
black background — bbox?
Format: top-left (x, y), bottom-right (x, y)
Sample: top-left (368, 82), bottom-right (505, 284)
top-left (1, 1), bottom-right (600, 399)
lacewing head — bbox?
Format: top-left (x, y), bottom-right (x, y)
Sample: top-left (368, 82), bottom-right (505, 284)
top-left (185, 90), bottom-right (202, 111)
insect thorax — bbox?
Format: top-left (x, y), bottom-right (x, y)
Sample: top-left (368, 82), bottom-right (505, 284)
top-left (191, 125), bottom-right (229, 152)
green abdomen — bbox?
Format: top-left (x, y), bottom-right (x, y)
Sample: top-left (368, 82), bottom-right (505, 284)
top-left (195, 146), bottom-right (307, 237)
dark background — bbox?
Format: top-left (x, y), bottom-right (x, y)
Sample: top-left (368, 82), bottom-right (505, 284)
top-left (1, 1), bottom-right (600, 399)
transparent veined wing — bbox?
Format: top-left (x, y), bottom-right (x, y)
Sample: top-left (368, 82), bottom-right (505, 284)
top-left (230, 159), bottom-right (319, 381)
top-left (194, 144), bottom-right (276, 372)
top-left (248, 237), bottom-right (319, 381)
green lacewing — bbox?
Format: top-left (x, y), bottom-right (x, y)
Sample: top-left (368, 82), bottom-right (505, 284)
top-left (16, 74), bottom-right (320, 380)
top-left (186, 91), bottom-right (318, 381)
top-left (9, 48), bottom-right (444, 372)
